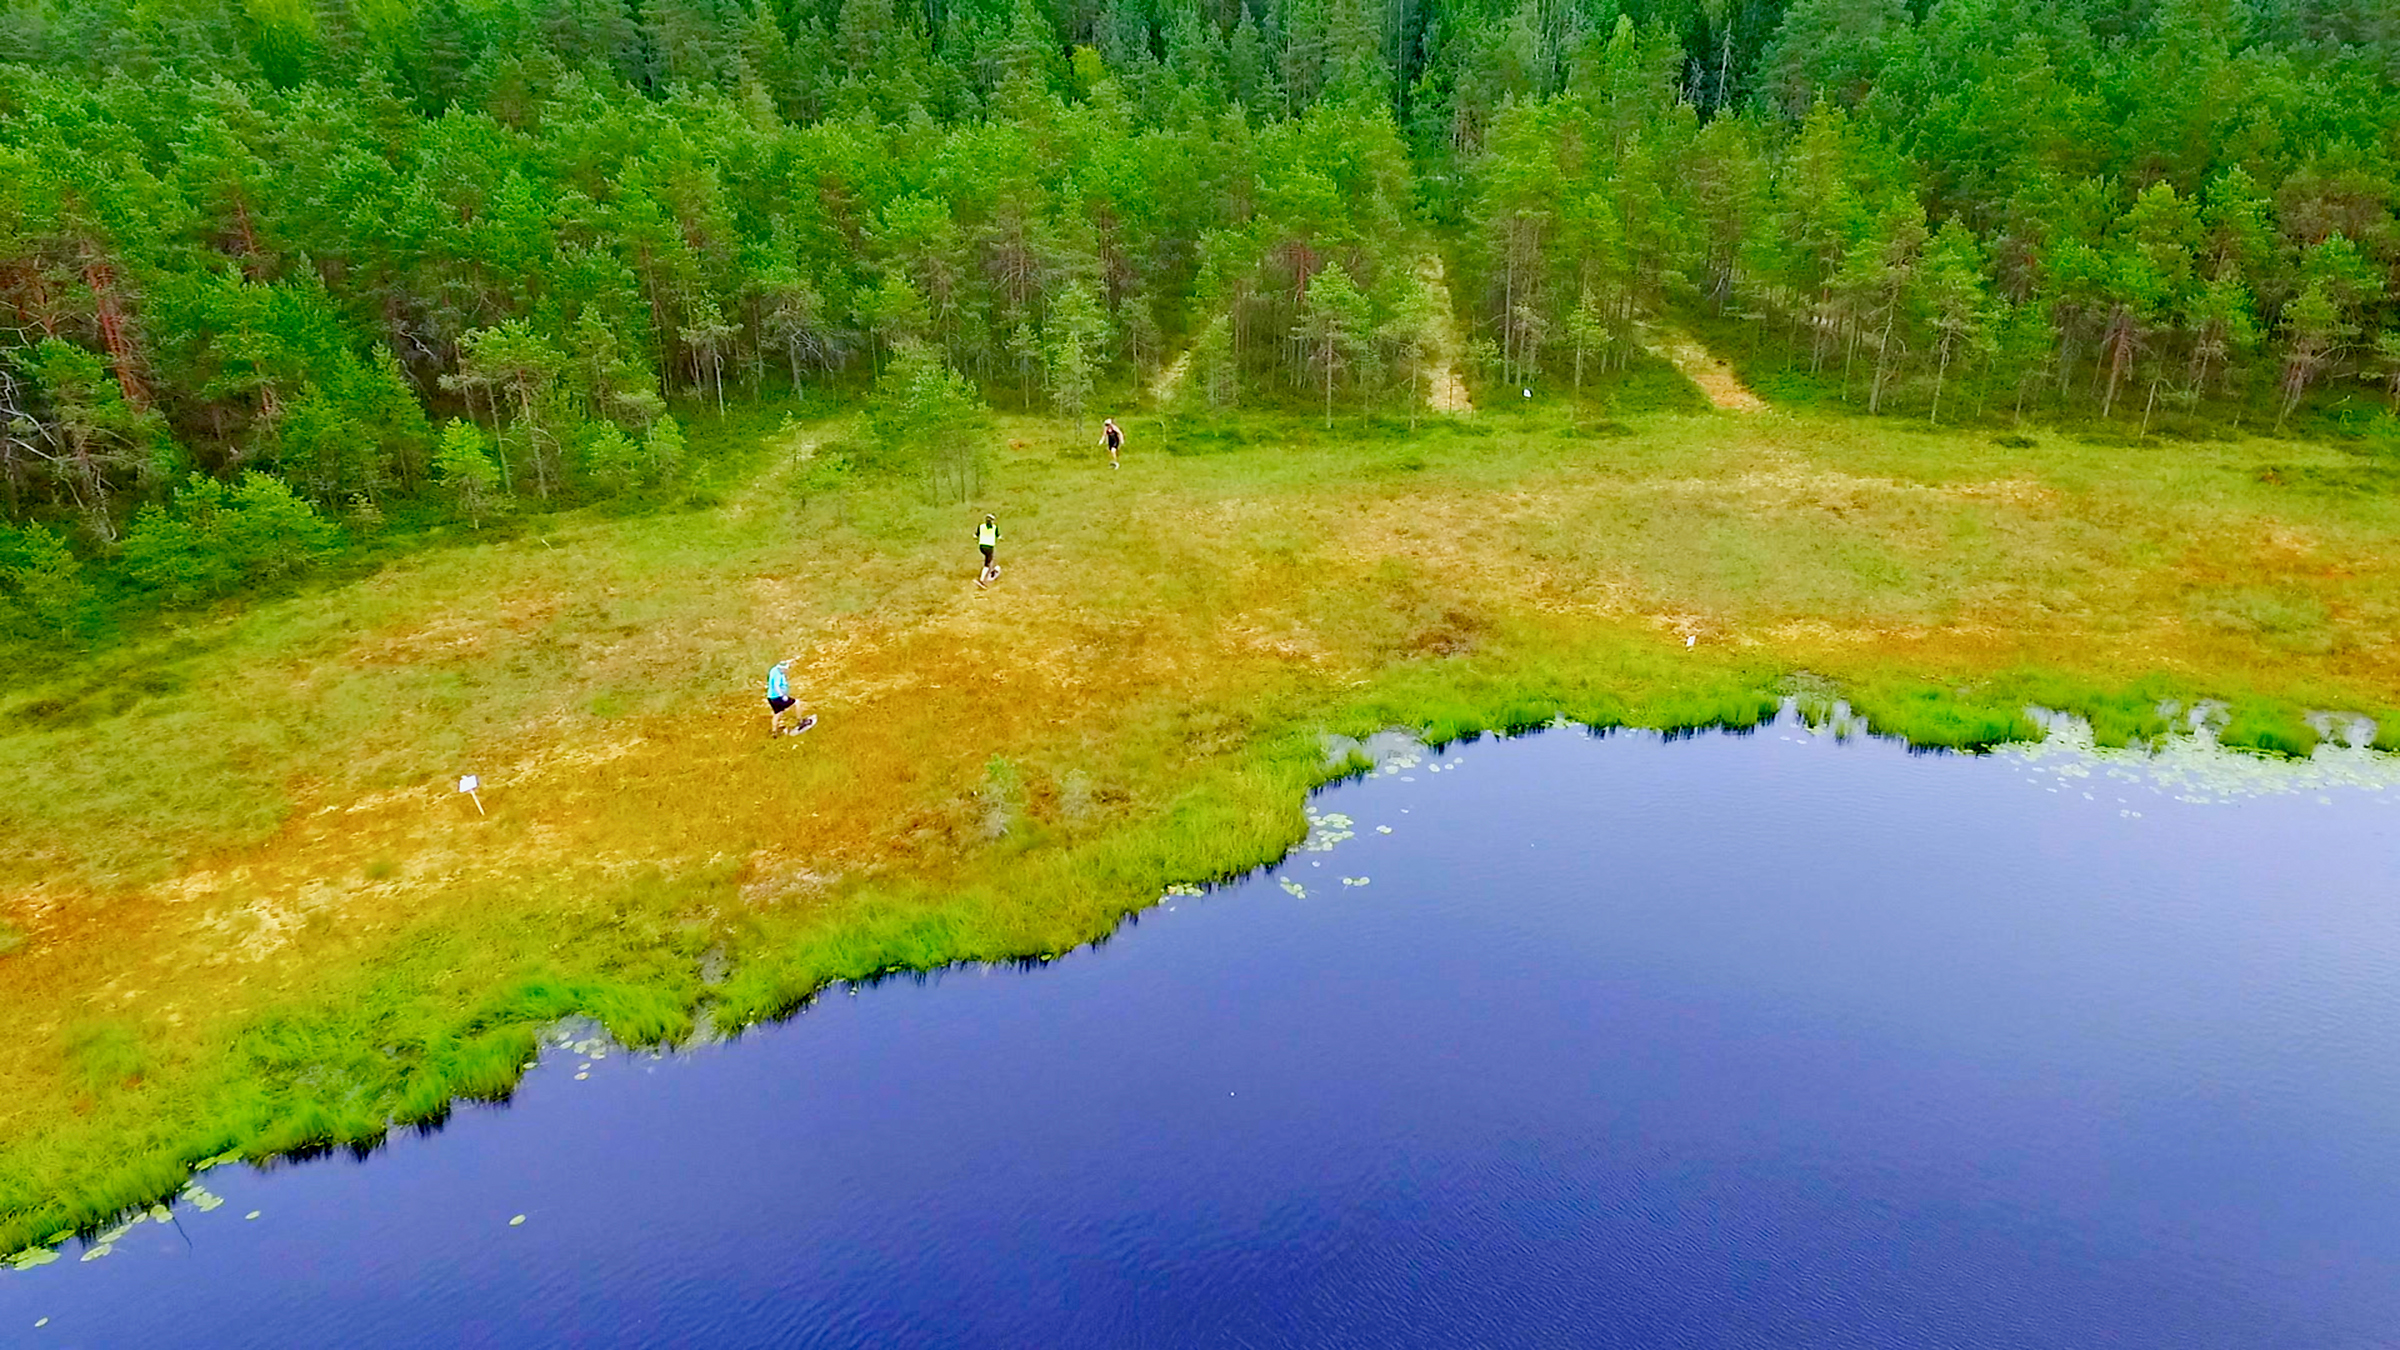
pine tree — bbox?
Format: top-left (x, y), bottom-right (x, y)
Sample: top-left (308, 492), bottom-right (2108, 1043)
top-left (1044, 279), bottom-right (1109, 434)
top-left (1294, 260), bottom-right (1372, 426)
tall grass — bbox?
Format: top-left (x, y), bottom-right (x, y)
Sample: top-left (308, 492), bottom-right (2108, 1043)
top-left (2216, 702), bottom-right (2323, 758)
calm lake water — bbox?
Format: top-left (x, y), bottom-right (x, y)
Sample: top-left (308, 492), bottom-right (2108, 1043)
top-left (8, 719), bottom-right (2400, 1348)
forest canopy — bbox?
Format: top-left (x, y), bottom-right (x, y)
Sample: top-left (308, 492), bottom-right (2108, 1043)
top-left (1, 0), bottom-right (2397, 635)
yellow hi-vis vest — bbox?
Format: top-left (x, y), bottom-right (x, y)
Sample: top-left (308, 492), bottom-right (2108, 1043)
top-left (978, 521), bottom-right (998, 547)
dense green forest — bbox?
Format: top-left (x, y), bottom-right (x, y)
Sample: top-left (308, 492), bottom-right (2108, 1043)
top-left (0, 0), bottom-right (2397, 638)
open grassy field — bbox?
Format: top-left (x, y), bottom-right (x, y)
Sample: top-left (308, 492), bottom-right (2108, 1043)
top-left (5, 388), bottom-right (2399, 1253)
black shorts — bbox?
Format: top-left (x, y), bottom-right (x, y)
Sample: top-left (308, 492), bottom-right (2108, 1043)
top-left (768, 695), bottom-right (795, 713)
top-left (980, 544), bottom-right (995, 565)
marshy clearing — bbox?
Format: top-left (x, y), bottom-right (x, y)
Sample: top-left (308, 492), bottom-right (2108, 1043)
top-left (1, 401), bottom-right (2396, 1252)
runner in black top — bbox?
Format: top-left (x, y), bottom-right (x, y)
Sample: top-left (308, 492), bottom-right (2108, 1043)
top-left (1102, 417), bottom-right (1123, 469)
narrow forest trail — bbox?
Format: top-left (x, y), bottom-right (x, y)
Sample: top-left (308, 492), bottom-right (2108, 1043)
top-left (1147, 257), bottom-right (1466, 415)
top-left (1421, 254), bottom-right (1474, 414)
top-left (1147, 347), bottom-right (1191, 404)
top-left (1645, 325), bottom-right (1766, 412)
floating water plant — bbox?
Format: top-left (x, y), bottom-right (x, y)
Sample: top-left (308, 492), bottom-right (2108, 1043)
top-left (2001, 712), bottom-right (2400, 804)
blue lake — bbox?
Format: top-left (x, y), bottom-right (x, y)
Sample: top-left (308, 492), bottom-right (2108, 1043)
top-left (7, 719), bottom-right (2400, 1347)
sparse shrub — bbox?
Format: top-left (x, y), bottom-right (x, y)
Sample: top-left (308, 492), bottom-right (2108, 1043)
top-left (0, 522), bottom-right (89, 637)
top-left (579, 421), bottom-right (642, 493)
top-left (797, 447), bottom-right (853, 511)
top-left (120, 472), bottom-right (337, 605)
top-left (342, 491), bottom-right (384, 536)
top-left (977, 756), bottom-right (1021, 839)
top-left (1059, 770), bottom-right (1095, 829)
top-left (434, 420), bottom-right (505, 527)
top-left (643, 414), bottom-right (686, 483)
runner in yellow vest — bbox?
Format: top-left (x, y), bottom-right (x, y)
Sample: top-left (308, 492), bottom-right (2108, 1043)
top-left (975, 513), bottom-right (1000, 587)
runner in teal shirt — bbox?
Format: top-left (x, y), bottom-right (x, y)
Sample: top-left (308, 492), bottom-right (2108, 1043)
top-left (765, 658), bottom-right (801, 737)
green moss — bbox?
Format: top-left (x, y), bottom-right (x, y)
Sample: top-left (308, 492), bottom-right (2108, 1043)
top-left (2377, 715), bottom-right (2400, 753)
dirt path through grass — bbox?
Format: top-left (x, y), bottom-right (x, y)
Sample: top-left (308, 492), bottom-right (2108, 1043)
top-left (1148, 348), bottom-right (1192, 404)
top-left (1420, 255), bottom-right (1474, 415)
top-left (1647, 326), bottom-right (1766, 411)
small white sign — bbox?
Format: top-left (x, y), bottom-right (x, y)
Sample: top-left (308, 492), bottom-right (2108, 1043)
top-left (458, 775), bottom-right (479, 793)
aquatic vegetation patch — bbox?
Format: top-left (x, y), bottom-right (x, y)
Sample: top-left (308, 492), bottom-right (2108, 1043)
top-left (1299, 812), bottom-right (1358, 852)
top-left (2002, 714), bottom-right (2400, 804)
top-left (2000, 674), bottom-right (2179, 749)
